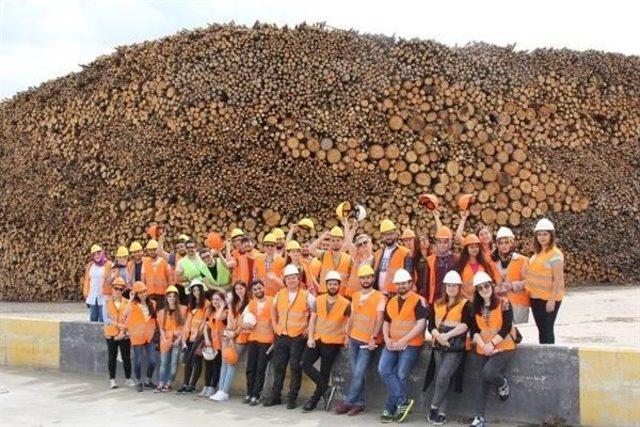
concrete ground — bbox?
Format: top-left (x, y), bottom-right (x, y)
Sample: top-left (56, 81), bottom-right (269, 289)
top-left (0, 366), bottom-right (521, 427)
top-left (1, 285), bottom-right (638, 348)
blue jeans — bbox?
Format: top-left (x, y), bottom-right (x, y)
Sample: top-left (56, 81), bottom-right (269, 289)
top-left (219, 344), bottom-right (246, 393)
top-left (345, 338), bottom-right (374, 406)
top-left (88, 303), bottom-right (103, 322)
top-left (158, 343), bottom-right (181, 384)
top-left (377, 346), bottom-right (421, 413)
top-left (132, 342), bottom-right (157, 381)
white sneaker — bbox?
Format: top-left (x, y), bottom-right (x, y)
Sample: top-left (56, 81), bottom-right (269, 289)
top-left (204, 387), bottom-right (216, 397)
top-left (125, 378), bottom-right (136, 387)
top-left (219, 391), bottom-right (229, 401)
top-left (109, 379), bottom-right (118, 389)
top-left (198, 387), bottom-right (209, 397)
top-left (210, 390), bottom-right (225, 401)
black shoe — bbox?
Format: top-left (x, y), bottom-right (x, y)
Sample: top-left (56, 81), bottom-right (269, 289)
top-left (263, 397), bottom-right (282, 407)
top-left (242, 395), bottom-right (251, 404)
top-left (136, 382), bottom-right (143, 392)
top-left (498, 377), bottom-right (510, 401)
top-left (428, 408), bottom-right (439, 423)
top-left (302, 398), bottom-right (318, 413)
top-left (249, 396), bottom-right (260, 406)
top-left (433, 413), bottom-right (446, 425)
top-left (286, 398), bottom-right (297, 410)
top-left (144, 381), bottom-right (156, 389)
top-left (323, 386), bottom-right (336, 411)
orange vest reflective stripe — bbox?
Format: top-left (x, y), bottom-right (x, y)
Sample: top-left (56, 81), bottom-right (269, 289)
top-left (426, 255), bottom-right (437, 304)
top-left (275, 288), bottom-right (310, 337)
top-left (318, 251), bottom-right (353, 294)
top-left (157, 305), bottom-right (187, 353)
top-left (434, 299), bottom-right (467, 329)
top-left (350, 290), bottom-right (385, 343)
top-left (496, 254), bottom-right (529, 307)
top-left (387, 292), bottom-right (425, 347)
top-left (207, 309), bottom-right (226, 350)
top-left (374, 246), bottom-right (410, 295)
top-left (248, 297), bottom-right (274, 344)
top-left (254, 255), bottom-right (285, 297)
top-left (104, 298), bottom-right (129, 338)
top-left (184, 303), bottom-right (209, 342)
top-left (314, 294), bottom-right (350, 344)
top-left (143, 257), bottom-right (172, 296)
top-left (475, 301), bottom-right (516, 354)
top-left (345, 255), bottom-right (374, 299)
top-left (127, 301), bottom-right (157, 346)
top-left (526, 247), bottom-right (564, 301)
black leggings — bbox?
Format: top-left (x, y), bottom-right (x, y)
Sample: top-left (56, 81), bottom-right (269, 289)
top-left (530, 298), bottom-right (561, 344)
top-left (182, 340), bottom-right (203, 387)
top-left (205, 352), bottom-right (222, 388)
top-left (106, 337), bottom-right (131, 380)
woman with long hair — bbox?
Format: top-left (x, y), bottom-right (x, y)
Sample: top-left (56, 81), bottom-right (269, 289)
top-left (456, 212), bottom-right (497, 261)
top-left (343, 229), bottom-right (374, 299)
top-left (155, 286), bottom-right (186, 392)
top-left (102, 277), bottom-right (134, 389)
top-left (493, 227), bottom-right (529, 325)
top-left (124, 281), bottom-right (157, 392)
top-left (285, 240), bottom-right (318, 295)
top-left (458, 234), bottom-right (498, 299)
top-left (201, 290), bottom-right (226, 397)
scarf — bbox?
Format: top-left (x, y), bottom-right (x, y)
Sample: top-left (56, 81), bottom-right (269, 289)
top-left (94, 253), bottom-right (108, 266)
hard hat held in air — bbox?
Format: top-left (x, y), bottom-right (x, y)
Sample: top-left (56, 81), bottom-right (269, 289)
top-left (297, 218), bottom-right (315, 231)
top-left (205, 232), bottom-right (225, 251)
top-left (335, 201), bottom-right (367, 221)
top-left (418, 194), bottom-right (439, 211)
top-left (458, 194), bottom-right (476, 211)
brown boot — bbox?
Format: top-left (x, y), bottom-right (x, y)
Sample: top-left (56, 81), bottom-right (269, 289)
top-left (334, 400), bottom-right (352, 415)
top-left (347, 405), bottom-right (365, 416)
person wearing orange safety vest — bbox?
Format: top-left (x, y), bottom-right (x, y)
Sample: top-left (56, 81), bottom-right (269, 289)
top-left (378, 269), bottom-right (426, 423)
top-left (123, 281), bottom-right (157, 392)
top-left (272, 227), bottom-right (287, 258)
top-left (284, 240), bottom-right (319, 294)
top-left (341, 215), bottom-right (374, 299)
top-left (83, 244), bottom-right (112, 322)
top-left (454, 210), bottom-right (498, 262)
top-left (373, 219), bottom-right (413, 297)
top-left (225, 235), bottom-right (260, 285)
top-left (201, 290), bottom-right (227, 398)
top-left (142, 239), bottom-right (173, 309)
top-left (469, 271), bottom-right (516, 427)
top-left (525, 218), bottom-right (565, 344)
top-left (300, 270), bottom-right (350, 413)
top-left (493, 227), bottom-right (529, 325)
top-left (102, 277), bottom-right (134, 389)
top-left (108, 246), bottom-right (132, 296)
top-left (242, 280), bottom-right (275, 406)
top-left (421, 227), bottom-right (459, 306)
top-left (334, 264), bottom-right (385, 416)
top-left (156, 285), bottom-right (186, 392)
top-left (458, 234), bottom-right (499, 300)
top-left (126, 241), bottom-right (147, 284)
top-left (399, 228), bottom-right (419, 280)
top-left (254, 234), bottom-right (286, 297)
top-left (308, 226), bottom-right (354, 295)
top-left (263, 264), bottom-right (316, 409)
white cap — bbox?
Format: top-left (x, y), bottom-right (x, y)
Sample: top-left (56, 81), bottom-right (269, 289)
top-left (186, 278), bottom-right (205, 294)
top-left (392, 268), bottom-right (413, 284)
top-left (534, 218), bottom-right (555, 232)
top-left (443, 270), bottom-right (463, 285)
top-left (472, 271), bottom-right (494, 287)
top-left (283, 264), bottom-right (299, 277)
top-left (496, 226), bottom-right (515, 239)
top-left (325, 270), bottom-right (342, 283)
top-left (243, 312), bottom-right (257, 327)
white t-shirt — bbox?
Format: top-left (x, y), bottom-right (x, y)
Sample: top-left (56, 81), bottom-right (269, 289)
top-left (86, 264), bottom-right (106, 305)
top-left (377, 245), bottom-right (396, 294)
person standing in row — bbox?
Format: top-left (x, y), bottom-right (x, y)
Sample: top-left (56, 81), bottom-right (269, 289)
top-left (155, 286), bottom-right (186, 392)
top-left (308, 226), bottom-right (353, 295)
top-left (142, 239), bottom-right (173, 309)
top-left (255, 234), bottom-right (286, 297)
top-left (374, 220), bottom-right (413, 298)
top-left (127, 241), bottom-right (146, 284)
top-left (422, 227), bottom-right (458, 305)
top-left (284, 240), bottom-right (318, 294)
top-left (458, 234), bottom-right (497, 299)
top-left (177, 279), bottom-right (209, 394)
top-left (83, 244), bottom-right (111, 322)
top-left (493, 227), bottom-right (529, 325)
top-left (199, 247), bottom-right (232, 294)
top-left (102, 277), bottom-right (134, 389)
top-left (125, 281), bottom-right (157, 392)
top-left (109, 246), bottom-right (132, 296)
top-left (202, 290), bottom-right (226, 398)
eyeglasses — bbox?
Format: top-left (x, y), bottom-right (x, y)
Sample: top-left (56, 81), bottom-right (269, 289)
top-left (186, 246), bottom-right (196, 250)
top-left (356, 241), bottom-right (369, 247)
top-left (477, 283), bottom-right (492, 291)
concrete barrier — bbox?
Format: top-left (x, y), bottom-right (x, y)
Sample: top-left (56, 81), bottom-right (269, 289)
top-left (1, 315), bottom-right (638, 426)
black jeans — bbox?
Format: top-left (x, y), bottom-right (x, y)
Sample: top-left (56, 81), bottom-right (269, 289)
top-left (246, 341), bottom-right (272, 398)
top-left (301, 341), bottom-right (342, 401)
top-left (182, 340), bottom-right (203, 387)
top-left (530, 298), bottom-right (562, 344)
top-left (270, 335), bottom-right (306, 401)
top-left (204, 351), bottom-right (222, 388)
top-left (474, 352), bottom-right (514, 416)
top-left (106, 337), bottom-right (131, 380)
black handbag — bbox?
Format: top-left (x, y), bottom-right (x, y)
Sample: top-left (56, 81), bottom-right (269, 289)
top-left (433, 302), bottom-right (466, 352)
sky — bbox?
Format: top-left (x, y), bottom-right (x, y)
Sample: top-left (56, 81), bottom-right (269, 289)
top-left (1, 0), bottom-right (638, 100)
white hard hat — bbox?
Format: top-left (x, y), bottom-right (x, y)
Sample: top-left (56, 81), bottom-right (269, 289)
top-left (443, 270), bottom-right (463, 285)
top-left (472, 271), bottom-right (494, 287)
top-left (392, 268), bottom-right (413, 284)
top-left (243, 312), bottom-right (257, 327)
top-left (496, 226), bottom-right (515, 240)
top-left (202, 346), bottom-right (217, 361)
top-left (325, 270), bottom-right (342, 283)
top-left (186, 278), bottom-right (204, 294)
top-left (283, 264), bottom-right (299, 277)
top-left (534, 218), bottom-right (555, 232)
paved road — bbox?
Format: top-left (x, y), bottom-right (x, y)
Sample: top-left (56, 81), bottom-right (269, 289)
top-left (0, 367), bottom-right (521, 426)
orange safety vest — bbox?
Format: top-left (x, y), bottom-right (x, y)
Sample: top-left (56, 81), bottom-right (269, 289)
top-left (297, 259), bottom-right (319, 293)
top-left (387, 292), bottom-right (425, 347)
top-left (344, 255), bottom-right (374, 299)
top-left (308, 257), bottom-right (321, 279)
top-left (349, 289), bottom-right (385, 343)
top-left (207, 309), bottom-right (226, 350)
top-left (126, 258), bottom-right (148, 283)
top-left (104, 297), bottom-right (130, 338)
top-left (142, 257), bottom-right (173, 296)
top-left (434, 299), bottom-right (467, 329)
top-left (82, 261), bottom-right (113, 297)
top-left (229, 305), bottom-right (250, 345)
top-left (318, 251), bottom-right (353, 295)
top-left (275, 288), bottom-right (310, 337)
top-left (374, 246), bottom-right (411, 295)
top-left (126, 300), bottom-right (157, 346)
top-left (314, 294), bottom-right (350, 344)
top-left (183, 302), bottom-right (210, 342)
top-left (254, 254), bottom-right (286, 297)
top-left (495, 254), bottom-right (529, 308)
top-left (475, 301), bottom-right (516, 354)
top-left (247, 297), bottom-right (275, 344)
top-left (526, 247), bottom-right (564, 301)
top-left (460, 262), bottom-right (498, 299)
top-left (157, 305), bottom-right (187, 353)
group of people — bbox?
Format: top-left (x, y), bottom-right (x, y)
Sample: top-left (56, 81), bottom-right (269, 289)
top-left (83, 206), bottom-right (564, 427)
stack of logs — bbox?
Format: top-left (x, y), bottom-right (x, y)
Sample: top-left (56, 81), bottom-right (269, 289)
top-left (0, 23), bottom-right (638, 301)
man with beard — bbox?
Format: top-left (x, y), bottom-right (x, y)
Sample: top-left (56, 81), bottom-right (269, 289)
top-left (255, 233), bottom-right (286, 297)
top-left (199, 247), bottom-right (231, 295)
top-left (141, 239), bottom-right (173, 308)
top-left (308, 226), bottom-right (353, 295)
top-left (493, 226), bottom-right (529, 324)
top-left (225, 235), bottom-right (259, 285)
top-left (271, 227), bottom-right (286, 258)
top-left (373, 220), bottom-right (412, 298)
top-left (334, 264), bottom-right (386, 416)
top-left (108, 246), bottom-right (132, 297)
top-left (422, 227), bottom-right (459, 305)
top-left (157, 229), bottom-right (190, 269)
top-left (300, 271), bottom-right (350, 413)
top-left (378, 269), bottom-right (426, 423)
top-left (126, 241), bottom-right (146, 284)
top-left (175, 240), bottom-right (207, 304)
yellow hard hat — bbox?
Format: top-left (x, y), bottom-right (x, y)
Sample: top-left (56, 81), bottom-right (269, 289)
top-left (297, 218), bottom-right (315, 231)
top-left (380, 219), bottom-right (396, 234)
top-left (112, 277), bottom-right (126, 287)
top-left (435, 226), bottom-right (453, 239)
top-left (178, 234), bottom-right (190, 243)
top-left (90, 244), bottom-right (103, 254)
top-left (357, 264), bottom-right (375, 277)
top-left (129, 241), bottom-right (143, 252)
top-left (230, 228), bottom-right (244, 239)
top-left (262, 233), bottom-right (277, 244)
top-left (115, 246), bottom-right (129, 257)
top-left (330, 226), bottom-right (344, 238)
top-left (272, 228), bottom-right (285, 239)
top-left (146, 239), bottom-right (159, 250)
top-left (400, 228), bottom-right (416, 239)
top-left (286, 240), bottom-right (301, 251)
top-left (336, 202), bottom-right (351, 220)
top-left (165, 285), bottom-right (179, 295)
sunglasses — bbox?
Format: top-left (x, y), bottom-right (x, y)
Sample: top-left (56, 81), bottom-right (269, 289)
top-left (186, 246), bottom-right (196, 250)
top-left (356, 241), bottom-right (369, 247)
top-left (477, 283), bottom-right (492, 291)
top-left (113, 287), bottom-right (124, 292)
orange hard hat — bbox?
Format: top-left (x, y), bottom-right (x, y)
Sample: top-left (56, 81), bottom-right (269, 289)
top-left (112, 277), bottom-right (126, 287)
top-left (132, 281), bottom-right (147, 294)
top-left (205, 232), bottom-right (225, 251)
top-left (458, 194), bottom-right (476, 211)
top-left (419, 194), bottom-right (439, 211)
top-left (147, 224), bottom-right (159, 239)
top-left (222, 346), bottom-right (239, 365)
top-left (435, 226), bottom-right (453, 239)
top-left (463, 233), bottom-right (481, 246)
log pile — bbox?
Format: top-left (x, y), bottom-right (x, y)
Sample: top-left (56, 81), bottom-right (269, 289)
top-left (1, 23), bottom-right (638, 301)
